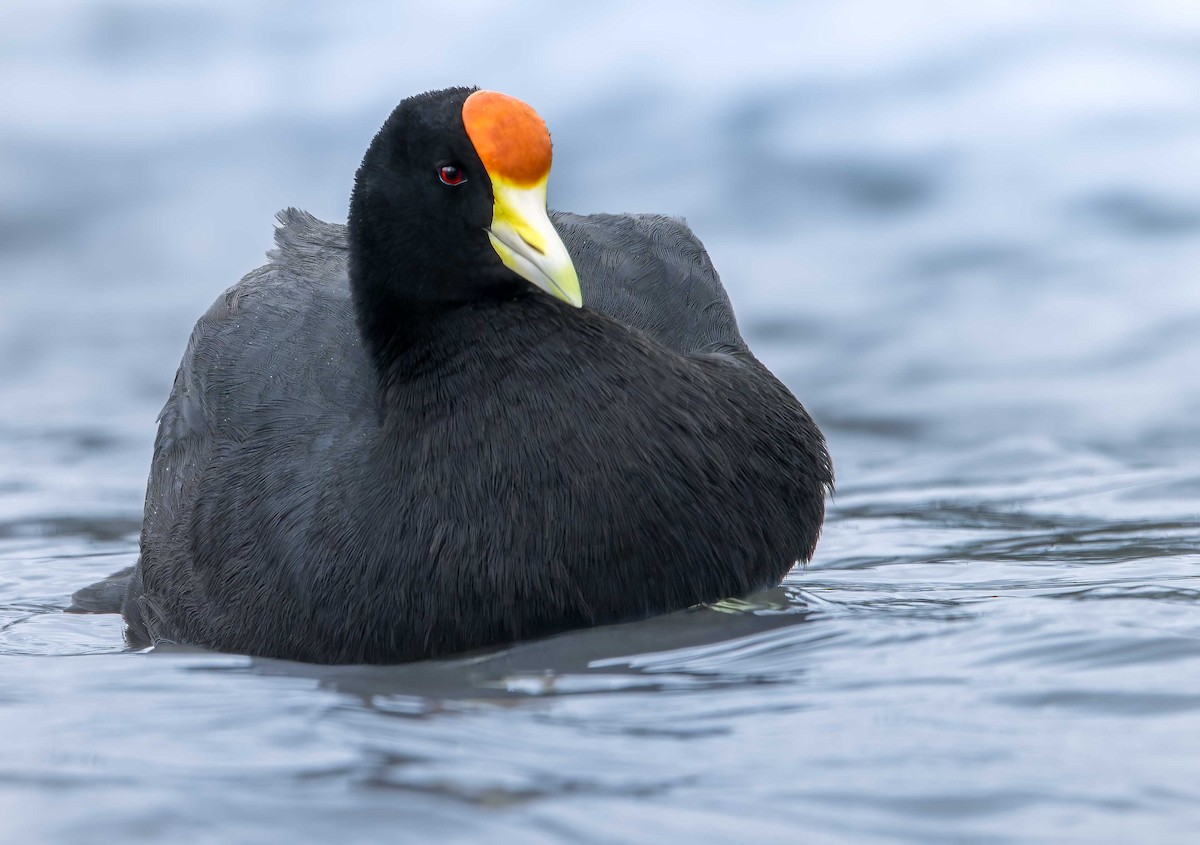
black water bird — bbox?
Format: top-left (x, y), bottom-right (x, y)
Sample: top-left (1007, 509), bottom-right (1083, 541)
top-left (87, 87), bottom-right (831, 664)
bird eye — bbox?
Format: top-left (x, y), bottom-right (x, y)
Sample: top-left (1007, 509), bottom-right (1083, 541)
top-left (439, 164), bottom-right (467, 186)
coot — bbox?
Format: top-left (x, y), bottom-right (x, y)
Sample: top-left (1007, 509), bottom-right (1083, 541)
top-left (102, 87), bottom-right (831, 663)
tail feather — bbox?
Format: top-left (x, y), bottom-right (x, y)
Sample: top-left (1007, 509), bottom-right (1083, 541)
top-left (67, 565), bottom-right (135, 614)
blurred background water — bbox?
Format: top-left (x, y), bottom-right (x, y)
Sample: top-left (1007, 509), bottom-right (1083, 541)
top-left (1, 1), bottom-right (1199, 842)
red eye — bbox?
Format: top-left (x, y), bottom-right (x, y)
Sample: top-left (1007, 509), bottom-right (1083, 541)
top-left (439, 164), bottom-right (466, 186)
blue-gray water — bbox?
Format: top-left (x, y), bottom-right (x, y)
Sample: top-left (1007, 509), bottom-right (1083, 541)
top-left (2, 2), bottom-right (1199, 842)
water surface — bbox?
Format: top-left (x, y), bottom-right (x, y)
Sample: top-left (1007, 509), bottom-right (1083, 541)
top-left (2, 2), bottom-right (1198, 842)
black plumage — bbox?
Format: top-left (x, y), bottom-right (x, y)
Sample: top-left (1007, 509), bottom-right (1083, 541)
top-left (103, 87), bottom-right (831, 664)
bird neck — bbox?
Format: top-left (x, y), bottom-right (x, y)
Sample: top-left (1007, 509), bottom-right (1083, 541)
top-left (346, 204), bottom-right (526, 383)
top-left (345, 206), bottom-right (448, 377)
top-left (349, 271), bottom-right (449, 387)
